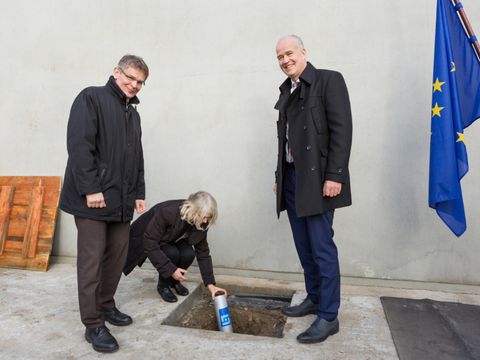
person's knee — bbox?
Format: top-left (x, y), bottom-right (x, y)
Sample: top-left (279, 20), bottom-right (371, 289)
top-left (185, 246), bottom-right (195, 262)
top-left (179, 246), bottom-right (195, 268)
top-left (161, 246), bottom-right (180, 265)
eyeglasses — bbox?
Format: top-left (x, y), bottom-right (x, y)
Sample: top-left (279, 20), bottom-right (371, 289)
top-left (118, 67), bottom-right (146, 86)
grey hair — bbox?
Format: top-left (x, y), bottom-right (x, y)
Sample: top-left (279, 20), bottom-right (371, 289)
top-left (278, 34), bottom-right (305, 49)
top-left (118, 54), bottom-right (149, 79)
top-left (180, 191), bottom-right (218, 230)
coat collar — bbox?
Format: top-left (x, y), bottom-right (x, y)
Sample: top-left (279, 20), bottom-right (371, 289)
top-left (276, 62), bottom-right (316, 103)
top-left (175, 217), bottom-right (207, 246)
top-left (278, 62), bottom-right (316, 93)
top-left (106, 76), bottom-right (140, 105)
top-left (299, 62), bottom-right (316, 86)
top-left (172, 207), bottom-right (207, 245)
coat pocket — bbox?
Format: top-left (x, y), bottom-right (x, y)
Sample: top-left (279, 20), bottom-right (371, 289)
top-left (97, 164), bottom-right (108, 189)
top-left (320, 148), bottom-right (328, 177)
top-left (311, 106), bottom-right (327, 134)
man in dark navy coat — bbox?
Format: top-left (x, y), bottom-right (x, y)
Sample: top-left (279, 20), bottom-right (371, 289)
top-left (274, 35), bottom-right (352, 344)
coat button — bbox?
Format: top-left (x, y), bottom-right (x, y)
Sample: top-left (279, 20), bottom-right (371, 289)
top-left (311, 166), bottom-right (316, 171)
top-left (303, 125), bottom-right (307, 130)
top-left (337, 168), bottom-right (343, 173)
top-left (301, 106), bottom-right (305, 110)
top-left (306, 145), bottom-right (311, 150)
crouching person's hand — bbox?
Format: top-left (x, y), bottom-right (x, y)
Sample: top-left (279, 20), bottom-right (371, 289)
top-left (207, 284), bottom-right (228, 300)
top-left (172, 268), bottom-right (187, 281)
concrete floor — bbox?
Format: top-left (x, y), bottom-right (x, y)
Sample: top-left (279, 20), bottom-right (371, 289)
top-left (2, 259), bottom-right (480, 360)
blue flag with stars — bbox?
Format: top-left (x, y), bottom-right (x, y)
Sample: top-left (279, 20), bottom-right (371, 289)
top-left (429, 0), bottom-right (480, 236)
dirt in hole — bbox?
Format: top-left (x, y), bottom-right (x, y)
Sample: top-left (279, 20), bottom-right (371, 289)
top-left (177, 293), bottom-right (290, 338)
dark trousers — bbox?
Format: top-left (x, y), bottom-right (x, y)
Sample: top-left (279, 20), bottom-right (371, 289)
top-left (283, 164), bottom-right (340, 321)
top-left (155, 239), bottom-right (195, 287)
top-left (74, 217), bottom-right (130, 328)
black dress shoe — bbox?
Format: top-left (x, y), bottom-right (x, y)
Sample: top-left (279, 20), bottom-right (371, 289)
top-left (85, 325), bottom-right (119, 353)
top-left (172, 282), bottom-right (189, 296)
top-left (157, 286), bottom-right (178, 302)
top-left (103, 307), bottom-right (132, 326)
top-left (282, 298), bottom-right (317, 317)
top-left (297, 317), bottom-right (339, 344)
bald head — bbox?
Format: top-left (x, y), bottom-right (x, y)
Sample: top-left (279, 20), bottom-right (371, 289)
top-left (276, 35), bottom-right (307, 81)
top-left (276, 34), bottom-right (304, 49)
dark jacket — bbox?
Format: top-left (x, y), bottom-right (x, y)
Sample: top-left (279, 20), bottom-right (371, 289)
top-left (275, 62), bottom-right (352, 217)
top-left (123, 200), bottom-right (216, 286)
top-left (59, 76), bottom-right (145, 222)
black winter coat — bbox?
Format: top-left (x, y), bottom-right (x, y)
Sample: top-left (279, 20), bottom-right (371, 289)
top-left (60, 76), bottom-right (145, 222)
top-left (275, 63), bottom-right (352, 217)
top-left (123, 200), bottom-right (216, 286)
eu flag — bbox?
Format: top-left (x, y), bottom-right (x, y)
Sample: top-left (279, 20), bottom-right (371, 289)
top-left (429, 0), bottom-right (480, 237)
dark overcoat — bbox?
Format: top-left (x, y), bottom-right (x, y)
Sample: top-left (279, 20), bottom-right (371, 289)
top-left (59, 76), bottom-right (145, 222)
top-left (275, 62), bottom-right (352, 217)
top-left (123, 200), bottom-right (215, 286)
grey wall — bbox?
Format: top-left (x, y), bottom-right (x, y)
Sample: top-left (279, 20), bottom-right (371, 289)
top-left (1, 0), bottom-right (480, 284)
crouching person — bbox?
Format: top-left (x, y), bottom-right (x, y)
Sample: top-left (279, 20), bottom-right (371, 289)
top-left (123, 191), bottom-right (227, 302)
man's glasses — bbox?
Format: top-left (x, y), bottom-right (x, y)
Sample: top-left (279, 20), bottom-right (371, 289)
top-left (119, 67), bottom-right (146, 86)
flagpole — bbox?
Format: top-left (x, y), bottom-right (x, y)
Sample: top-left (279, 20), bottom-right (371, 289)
top-left (452, 0), bottom-right (480, 59)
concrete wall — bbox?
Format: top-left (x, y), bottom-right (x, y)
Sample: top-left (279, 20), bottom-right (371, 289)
top-left (1, 0), bottom-right (480, 284)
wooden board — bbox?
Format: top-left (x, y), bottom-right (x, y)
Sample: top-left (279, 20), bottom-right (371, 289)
top-left (0, 176), bottom-right (61, 271)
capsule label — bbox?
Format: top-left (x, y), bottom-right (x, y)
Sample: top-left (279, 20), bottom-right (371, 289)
top-left (219, 307), bottom-right (232, 327)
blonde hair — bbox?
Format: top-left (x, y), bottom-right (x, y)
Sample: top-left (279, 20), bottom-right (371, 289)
top-left (180, 191), bottom-right (218, 230)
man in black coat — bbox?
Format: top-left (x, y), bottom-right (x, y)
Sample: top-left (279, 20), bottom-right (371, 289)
top-left (59, 55), bottom-right (149, 353)
top-left (274, 35), bottom-right (352, 344)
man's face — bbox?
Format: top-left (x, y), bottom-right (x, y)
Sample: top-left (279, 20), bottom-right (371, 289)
top-left (276, 37), bottom-right (307, 81)
top-left (113, 66), bottom-right (146, 98)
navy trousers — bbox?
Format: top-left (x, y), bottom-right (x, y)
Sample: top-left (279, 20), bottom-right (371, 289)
top-left (283, 163), bottom-right (340, 321)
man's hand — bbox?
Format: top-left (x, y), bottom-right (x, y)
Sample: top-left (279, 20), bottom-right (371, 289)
top-left (172, 268), bottom-right (187, 282)
top-left (86, 192), bottom-right (106, 208)
top-left (323, 180), bottom-right (342, 197)
top-left (135, 199), bottom-right (146, 214)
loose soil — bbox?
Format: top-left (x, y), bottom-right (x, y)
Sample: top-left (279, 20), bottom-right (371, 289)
top-left (177, 293), bottom-right (290, 338)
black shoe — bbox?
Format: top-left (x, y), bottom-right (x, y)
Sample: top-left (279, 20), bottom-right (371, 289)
top-left (297, 317), bottom-right (339, 344)
top-left (172, 282), bottom-right (189, 296)
top-left (157, 286), bottom-right (178, 303)
top-left (85, 326), bottom-right (119, 353)
top-left (103, 307), bottom-right (132, 326)
top-left (282, 298), bottom-right (317, 317)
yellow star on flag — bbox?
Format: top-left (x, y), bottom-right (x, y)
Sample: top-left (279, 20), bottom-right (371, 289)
top-left (456, 132), bottom-right (465, 143)
top-left (432, 102), bottom-right (445, 117)
top-left (432, 78), bottom-right (445, 92)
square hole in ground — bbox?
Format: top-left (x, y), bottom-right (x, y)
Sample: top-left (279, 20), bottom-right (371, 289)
top-left (162, 284), bottom-right (294, 338)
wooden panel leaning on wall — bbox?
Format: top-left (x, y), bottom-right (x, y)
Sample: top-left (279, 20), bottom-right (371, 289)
top-left (0, 176), bottom-right (61, 271)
